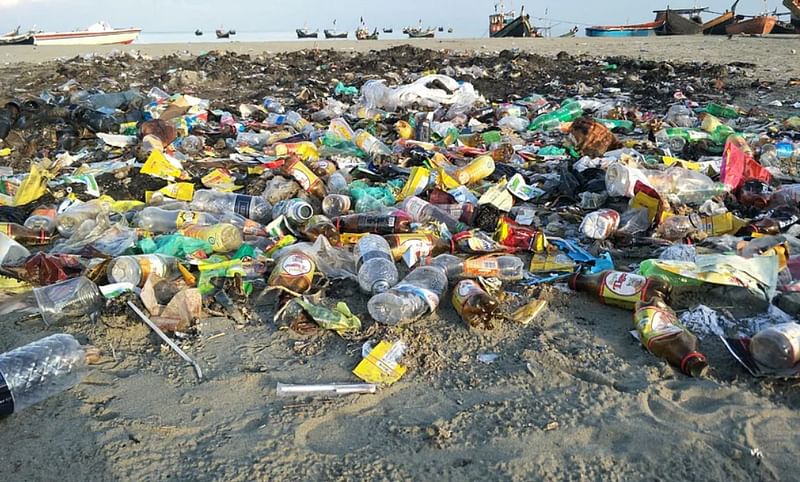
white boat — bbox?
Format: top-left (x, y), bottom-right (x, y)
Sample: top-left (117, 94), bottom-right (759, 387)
top-left (34, 22), bottom-right (141, 46)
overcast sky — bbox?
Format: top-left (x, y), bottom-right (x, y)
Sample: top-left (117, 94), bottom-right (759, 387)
top-left (0, 0), bottom-right (790, 35)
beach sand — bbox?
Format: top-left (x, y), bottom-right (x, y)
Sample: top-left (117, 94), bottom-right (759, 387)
top-left (0, 36), bottom-right (799, 481)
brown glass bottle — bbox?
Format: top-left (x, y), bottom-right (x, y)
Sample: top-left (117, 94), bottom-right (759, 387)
top-left (634, 297), bottom-right (708, 377)
top-left (267, 252), bottom-right (316, 294)
top-left (568, 270), bottom-right (672, 310)
top-left (0, 222), bottom-right (52, 246)
top-left (384, 233), bottom-right (451, 261)
top-left (279, 156), bottom-right (327, 199)
top-left (452, 280), bottom-right (498, 329)
top-left (334, 211), bottom-right (413, 235)
top-left (300, 215), bottom-right (340, 244)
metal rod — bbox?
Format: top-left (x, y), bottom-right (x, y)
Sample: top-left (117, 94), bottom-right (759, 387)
top-left (127, 301), bottom-right (204, 381)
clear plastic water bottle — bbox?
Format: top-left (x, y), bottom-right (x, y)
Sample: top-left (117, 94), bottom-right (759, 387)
top-left (398, 196), bottom-right (467, 233)
top-left (57, 200), bottom-right (109, 237)
top-left (355, 234), bottom-right (399, 294)
top-left (354, 129), bottom-right (391, 157)
top-left (265, 113), bottom-right (288, 128)
top-left (135, 206), bottom-right (219, 233)
top-left (322, 194), bottom-right (352, 217)
top-left (286, 111), bottom-right (315, 135)
top-left (23, 205), bottom-right (57, 234)
top-left (263, 97), bottom-right (285, 114)
top-left (327, 171), bottom-right (351, 195)
top-left (0, 334), bottom-right (94, 417)
top-left (190, 189), bottom-right (272, 224)
top-left (272, 198), bottom-right (314, 225)
top-left (750, 322), bottom-right (800, 370)
top-left (367, 256), bottom-right (450, 325)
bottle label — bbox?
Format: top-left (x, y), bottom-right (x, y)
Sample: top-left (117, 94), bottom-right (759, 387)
top-left (233, 195), bottom-right (251, 218)
top-left (138, 255), bottom-right (168, 284)
top-left (176, 211), bottom-right (201, 227)
top-left (599, 272), bottom-right (647, 309)
top-left (451, 280), bottom-right (485, 316)
top-left (463, 257), bottom-right (500, 278)
top-left (357, 250), bottom-right (393, 272)
top-left (357, 215), bottom-right (395, 233)
top-left (287, 161), bottom-right (319, 192)
top-left (402, 197), bottom-right (427, 219)
top-left (394, 283), bottom-right (439, 313)
top-left (0, 223), bottom-right (11, 236)
top-left (634, 306), bottom-right (684, 348)
top-left (30, 206), bottom-right (57, 220)
top-left (281, 254), bottom-right (314, 276)
top-left (388, 234), bottom-right (433, 260)
top-left (0, 372), bottom-right (13, 416)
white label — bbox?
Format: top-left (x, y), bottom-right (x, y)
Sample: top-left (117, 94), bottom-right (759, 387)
top-left (282, 254), bottom-right (313, 276)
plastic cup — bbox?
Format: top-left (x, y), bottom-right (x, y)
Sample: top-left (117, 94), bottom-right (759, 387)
top-left (32, 276), bottom-right (104, 325)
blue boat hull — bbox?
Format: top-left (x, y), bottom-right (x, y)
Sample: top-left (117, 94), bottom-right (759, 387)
top-left (585, 27), bottom-right (658, 37)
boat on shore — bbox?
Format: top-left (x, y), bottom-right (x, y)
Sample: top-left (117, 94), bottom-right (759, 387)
top-left (558, 26), bottom-right (579, 38)
top-left (405, 27), bottom-right (436, 38)
top-left (324, 29), bottom-right (348, 39)
top-left (654, 7), bottom-right (706, 35)
top-left (0, 27), bottom-right (34, 45)
top-left (585, 20), bottom-right (665, 37)
top-left (34, 23), bottom-right (141, 46)
top-left (489, 4), bottom-right (541, 38)
top-left (702, 1), bottom-right (740, 34)
top-left (382, 27), bottom-right (393, 33)
top-left (726, 14), bottom-right (778, 35)
top-left (296, 28), bottom-right (318, 38)
top-left (356, 27), bottom-right (379, 40)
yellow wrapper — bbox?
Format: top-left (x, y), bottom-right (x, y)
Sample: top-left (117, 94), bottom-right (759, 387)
top-left (353, 341), bottom-right (407, 385)
top-left (398, 166), bottom-right (430, 201)
top-left (145, 182), bottom-right (195, 202)
top-left (141, 150), bottom-right (184, 180)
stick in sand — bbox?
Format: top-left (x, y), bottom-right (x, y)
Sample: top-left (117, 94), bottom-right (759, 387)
top-left (127, 301), bottom-right (204, 381)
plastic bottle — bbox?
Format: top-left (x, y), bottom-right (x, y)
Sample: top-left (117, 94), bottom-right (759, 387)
top-left (191, 189), bottom-right (272, 223)
top-left (367, 258), bottom-right (449, 325)
top-left (327, 171), bottom-right (351, 195)
top-left (322, 194), bottom-right (352, 217)
top-left (634, 297), bottom-right (708, 377)
top-left (604, 163), bottom-right (651, 198)
top-left (355, 234), bottom-right (399, 294)
top-left (749, 323), bottom-right (800, 370)
top-left (280, 157), bottom-right (327, 198)
top-left (179, 223), bottom-right (243, 253)
top-left (354, 129), bottom-right (391, 157)
top-left (638, 260), bottom-right (704, 288)
top-left (263, 97), bottom-right (285, 114)
top-left (664, 104), bottom-right (696, 128)
top-left (569, 270), bottom-right (672, 310)
top-left (580, 209), bottom-right (620, 240)
top-left (24, 205), bottom-right (57, 234)
top-left (334, 211), bottom-right (413, 234)
top-left (106, 254), bottom-right (179, 287)
top-left (452, 279), bottom-right (499, 329)
top-left (300, 215), bottom-right (340, 243)
top-left (0, 223), bottom-right (51, 246)
top-left (136, 207), bottom-right (219, 233)
top-left (56, 200), bottom-right (108, 237)
top-left (0, 334), bottom-right (95, 417)
top-left (264, 112), bottom-right (288, 127)
top-left (286, 111), bottom-right (315, 135)
top-left (179, 135), bottom-right (204, 155)
top-left (452, 155), bottom-right (495, 185)
top-left (657, 215), bottom-right (699, 241)
top-left (33, 276), bottom-right (105, 325)
top-left (704, 102), bottom-right (739, 119)
top-left (398, 196), bottom-right (467, 234)
top-left (528, 101), bottom-right (582, 131)
top-left (439, 254), bottom-right (525, 280)
top-left (272, 198), bottom-right (314, 225)
top-left (268, 251), bottom-right (316, 293)
top-left (384, 233), bottom-right (451, 261)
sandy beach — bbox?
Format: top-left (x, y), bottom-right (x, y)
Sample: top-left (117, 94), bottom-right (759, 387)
top-left (0, 36), bottom-right (799, 481)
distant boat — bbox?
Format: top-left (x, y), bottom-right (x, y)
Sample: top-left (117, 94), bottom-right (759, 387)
top-left (585, 20), bottom-right (665, 37)
top-left (726, 14), bottom-right (778, 35)
top-left (558, 26), bottom-right (579, 38)
top-left (356, 27), bottom-right (379, 40)
top-left (447, 27), bottom-right (454, 33)
top-left (34, 22), bottom-right (141, 46)
top-left (489, 5), bottom-right (541, 38)
top-left (194, 29), bottom-right (203, 36)
top-left (216, 29), bottom-right (235, 39)
top-left (406, 27), bottom-right (436, 38)
top-left (0, 27), bottom-right (34, 45)
top-left (437, 26), bottom-right (444, 32)
top-left (383, 27), bottom-right (393, 33)
top-left (324, 29), bottom-right (348, 39)
top-left (296, 28), bottom-right (318, 38)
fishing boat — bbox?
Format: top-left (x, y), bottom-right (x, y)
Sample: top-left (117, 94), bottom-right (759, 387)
top-left (585, 20), bottom-right (665, 37)
top-left (702, 0), bottom-right (740, 34)
top-left (726, 14), bottom-right (778, 35)
top-left (448, 27), bottom-right (454, 33)
top-left (296, 28), bottom-right (318, 38)
top-left (34, 22), bottom-right (141, 46)
top-left (0, 27), bottom-right (34, 45)
top-left (324, 29), bottom-right (348, 39)
top-left (654, 7), bottom-right (706, 35)
top-left (406, 27), bottom-right (436, 38)
top-left (216, 28), bottom-right (235, 39)
top-left (786, 0), bottom-right (800, 25)
top-left (194, 29), bottom-right (203, 36)
top-left (558, 26), bottom-right (579, 38)
top-left (489, 4), bottom-right (540, 37)
top-left (772, 18), bottom-right (798, 33)
top-left (356, 27), bottom-right (379, 40)
top-left (383, 27), bottom-right (393, 33)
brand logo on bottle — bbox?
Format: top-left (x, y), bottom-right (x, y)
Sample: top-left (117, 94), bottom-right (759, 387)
top-left (233, 195), bottom-right (250, 217)
top-left (605, 272), bottom-right (643, 296)
top-left (282, 254), bottom-right (313, 276)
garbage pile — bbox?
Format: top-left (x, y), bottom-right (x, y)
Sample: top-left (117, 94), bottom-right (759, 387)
top-left (0, 46), bottom-right (799, 414)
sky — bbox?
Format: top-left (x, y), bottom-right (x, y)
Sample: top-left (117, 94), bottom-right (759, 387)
top-left (0, 0), bottom-right (791, 36)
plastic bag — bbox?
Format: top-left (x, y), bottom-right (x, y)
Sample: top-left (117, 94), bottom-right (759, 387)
top-left (360, 75), bottom-right (484, 113)
top-left (138, 234), bottom-right (214, 259)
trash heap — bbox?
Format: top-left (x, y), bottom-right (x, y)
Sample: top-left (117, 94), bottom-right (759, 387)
top-left (0, 47), bottom-right (799, 414)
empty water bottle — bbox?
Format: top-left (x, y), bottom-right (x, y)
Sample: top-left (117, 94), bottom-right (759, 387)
top-left (355, 234), bottom-right (399, 294)
top-left (263, 97), bottom-right (285, 114)
top-left (367, 255), bottom-right (450, 325)
top-left (0, 334), bottom-right (97, 417)
top-left (272, 198), bottom-right (314, 225)
top-left (23, 205), bottom-right (57, 234)
top-left (322, 194), bottom-right (352, 217)
top-left (191, 189), bottom-right (272, 224)
top-left (398, 196), bottom-right (467, 233)
top-left (136, 207), bottom-right (219, 233)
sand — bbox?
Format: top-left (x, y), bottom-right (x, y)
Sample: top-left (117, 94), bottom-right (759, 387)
top-left (0, 36), bottom-right (799, 481)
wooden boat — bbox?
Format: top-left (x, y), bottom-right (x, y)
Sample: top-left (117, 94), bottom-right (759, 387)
top-left (406, 27), bottom-right (436, 38)
top-left (654, 8), bottom-right (706, 35)
top-left (437, 26), bottom-right (444, 32)
top-left (0, 27), bottom-right (34, 45)
top-left (216, 29), bottom-right (235, 39)
top-left (296, 28), bottom-right (318, 38)
top-left (324, 29), bottom-right (348, 39)
top-left (726, 15), bottom-right (778, 35)
top-left (702, 1), bottom-right (739, 34)
top-left (448, 27), bottom-right (454, 33)
top-left (772, 18), bottom-right (798, 33)
top-left (382, 27), bottom-right (393, 33)
top-left (489, 5), bottom-right (540, 38)
top-left (585, 20), bottom-right (665, 37)
top-left (558, 26), bottom-right (579, 38)
top-left (783, 0), bottom-right (800, 26)
top-left (34, 23), bottom-right (141, 46)
top-left (194, 29), bottom-right (203, 36)
top-left (356, 28), bottom-right (379, 40)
